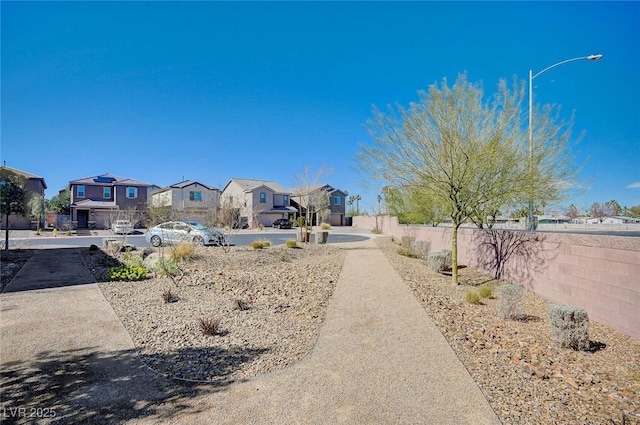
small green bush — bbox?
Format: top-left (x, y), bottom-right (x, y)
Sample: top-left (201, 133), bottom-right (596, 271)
top-left (154, 258), bottom-right (181, 277)
top-left (320, 222), bottom-right (331, 230)
top-left (285, 239), bottom-right (298, 248)
top-left (108, 265), bottom-right (149, 281)
top-left (466, 290), bottom-right (481, 305)
top-left (397, 247), bottom-right (418, 258)
top-left (122, 252), bottom-right (145, 268)
top-left (479, 285), bottom-right (494, 299)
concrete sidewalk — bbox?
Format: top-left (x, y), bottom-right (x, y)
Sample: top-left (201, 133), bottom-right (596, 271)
top-left (0, 239), bottom-right (500, 424)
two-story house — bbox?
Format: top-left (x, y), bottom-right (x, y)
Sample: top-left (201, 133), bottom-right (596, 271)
top-left (220, 178), bottom-right (296, 228)
top-left (0, 164), bottom-right (48, 230)
top-left (150, 180), bottom-right (220, 223)
top-left (290, 183), bottom-right (347, 226)
top-left (69, 173), bottom-right (151, 229)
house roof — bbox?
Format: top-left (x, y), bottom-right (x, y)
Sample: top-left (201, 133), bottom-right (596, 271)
top-left (290, 183), bottom-right (346, 197)
top-left (69, 173), bottom-right (151, 187)
top-left (71, 199), bottom-right (119, 209)
top-left (0, 165), bottom-right (48, 189)
top-left (169, 180), bottom-right (217, 190)
top-left (224, 178), bottom-right (290, 194)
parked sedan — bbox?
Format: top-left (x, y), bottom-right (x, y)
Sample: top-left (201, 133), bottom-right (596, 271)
top-left (272, 218), bottom-right (292, 229)
top-left (112, 220), bottom-right (133, 234)
top-left (145, 221), bottom-right (225, 247)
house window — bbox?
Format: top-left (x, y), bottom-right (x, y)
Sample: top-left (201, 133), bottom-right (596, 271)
top-left (334, 196), bottom-right (341, 205)
top-left (126, 187), bottom-right (137, 199)
top-left (260, 192), bottom-right (266, 203)
top-left (77, 186), bottom-right (85, 198)
top-left (103, 187), bottom-right (111, 199)
top-left (189, 191), bottom-right (202, 202)
top-left (283, 195), bottom-right (289, 204)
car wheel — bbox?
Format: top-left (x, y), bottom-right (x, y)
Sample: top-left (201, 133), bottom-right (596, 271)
top-left (150, 235), bottom-right (162, 247)
top-left (193, 236), bottom-right (205, 246)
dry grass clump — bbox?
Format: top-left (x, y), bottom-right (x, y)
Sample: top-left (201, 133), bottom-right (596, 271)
top-left (286, 239), bottom-right (298, 248)
top-left (171, 242), bottom-right (194, 261)
top-left (251, 239), bottom-right (271, 249)
top-left (478, 285), bottom-right (494, 299)
top-left (199, 316), bottom-right (221, 336)
top-left (465, 290), bottom-right (481, 305)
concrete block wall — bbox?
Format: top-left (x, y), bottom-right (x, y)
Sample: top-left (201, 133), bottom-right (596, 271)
top-left (353, 215), bottom-right (640, 340)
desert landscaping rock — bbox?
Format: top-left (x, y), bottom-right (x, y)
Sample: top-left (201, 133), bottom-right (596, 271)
top-left (85, 244), bottom-right (344, 383)
top-left (376, 236), bottom-right (640, 425)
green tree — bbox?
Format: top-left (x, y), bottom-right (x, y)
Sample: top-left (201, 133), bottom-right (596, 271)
top-left (355, 73), bottom-right (578, 284)
top-left (27, 194), bottom-right (47, 232)
top-left (1, 168), bottom-right (26, 250)
top-left (49, 188), bottom-right (71, 214)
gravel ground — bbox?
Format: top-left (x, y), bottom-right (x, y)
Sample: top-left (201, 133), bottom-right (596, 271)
top-left (83, 243), bottom-right (345, 384)
top-left (375, 236), bottom-right (640, 425)
top-left (4, 238), bottom-right (639, 424)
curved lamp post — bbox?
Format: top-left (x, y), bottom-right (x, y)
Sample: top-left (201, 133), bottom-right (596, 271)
top-left (527, 54), bottom-right (603, 231)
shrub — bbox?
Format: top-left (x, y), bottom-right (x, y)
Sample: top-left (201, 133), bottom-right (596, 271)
top-left (89, 244), bottom-right (99, 251)
top-left (320, 222), bottom-right (331, 230)
top-left (466, 290), bottom-right (481, 305)
top-left (498, 284), bottom-right (523, 319)
top-left (441, 249), bottom-right (452, 267)
top-left (414, 240), bottom-right (431, 259)
top-left (162, 289), bottom-right (179, 303)
top-left (548, 304), bottom-right (590, 350)
top-left (122, 252), bottom-right (145, 268)
top-left (285, 239), bottom-right (298, 248)
top-left (479, 285), bottom-right (494, 299)
top-left (199, 316), bottom-right (221, 336)
top-left (397, 246), bottom-right (418, 258)
top-left (251, 239), bottom-right (271, 249)
top-left (108, 266), bottom-right (149, 281)
top-left (427, 251), bottom-right (450, 273)
top-left (171, 242), bottom-right (194, 261)
top-left (154, 258), bottom-right (181, 277)
top-left (400, 236), bottom-right (416, 249)
top-left (371, 226), bottom-right (383, 234)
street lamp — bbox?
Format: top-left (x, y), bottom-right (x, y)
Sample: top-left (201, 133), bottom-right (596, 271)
top-left (527, 54), bottom-right (603, 231)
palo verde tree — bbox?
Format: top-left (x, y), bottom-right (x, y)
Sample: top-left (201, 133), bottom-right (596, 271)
top-left (356, 73), bottom-right (578, 284)
top-left (1, 168), bottom-right (26, 250)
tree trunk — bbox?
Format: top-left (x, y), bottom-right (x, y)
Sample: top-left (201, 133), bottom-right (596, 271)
top-left (4, 213), bottom-right (9, 251)
top-left (451, 223), bottom-right (459, 285)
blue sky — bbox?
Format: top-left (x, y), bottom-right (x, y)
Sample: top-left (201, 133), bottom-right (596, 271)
top-left (2, 1), bottom-right (639, 214)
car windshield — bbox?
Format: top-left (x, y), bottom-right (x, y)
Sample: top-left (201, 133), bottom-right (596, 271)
top-left (186, 222), bottom-right (207, 230)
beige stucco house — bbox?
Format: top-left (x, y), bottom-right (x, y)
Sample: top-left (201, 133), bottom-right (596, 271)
top-left (151, 180), bottom-right (220, 223)
top-left (220, 178), bottom-right (296, 228)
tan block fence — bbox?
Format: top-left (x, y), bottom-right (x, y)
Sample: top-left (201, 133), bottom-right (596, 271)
top-left (353, 215), bottom-right (640, 340)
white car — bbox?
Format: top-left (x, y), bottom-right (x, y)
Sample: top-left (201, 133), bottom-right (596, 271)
top-left (112, 220), bottom-right (134, 234)
top-left (145, 221), bottom-right (225, 247)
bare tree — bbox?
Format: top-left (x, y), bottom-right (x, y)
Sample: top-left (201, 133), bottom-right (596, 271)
top-left (292, 165), bottom-right (331, 242)
top-left (356, 73), bottom-right (578, 284)
top-left (565, 204), bottom-right (580, 221)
